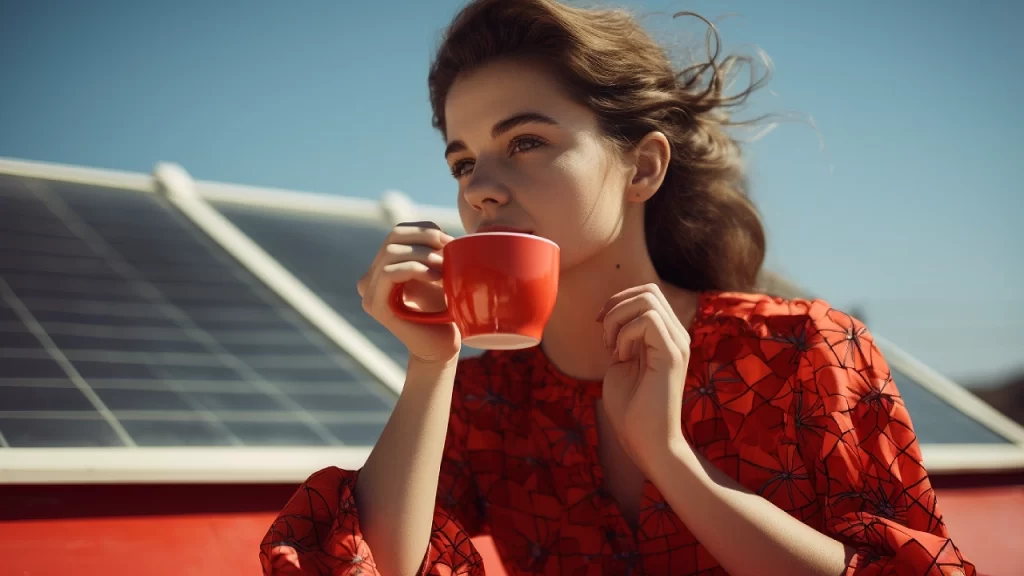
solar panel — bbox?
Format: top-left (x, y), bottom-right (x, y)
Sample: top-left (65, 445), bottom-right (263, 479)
top-left (0, 174), bottom-right (393, 448)
top-left (213, 204), bottom-right (408, 364)
top-left (215, 203), bottom-right (483, 365)
top-left (892, 367), bottom-right (1008, 444)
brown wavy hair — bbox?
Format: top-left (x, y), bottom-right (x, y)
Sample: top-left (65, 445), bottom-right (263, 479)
top-left (428, 0), bottom-right (770, 292)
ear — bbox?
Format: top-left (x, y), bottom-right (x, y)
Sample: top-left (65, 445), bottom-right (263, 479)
top-left (624, 131), bottom-right (671, 204)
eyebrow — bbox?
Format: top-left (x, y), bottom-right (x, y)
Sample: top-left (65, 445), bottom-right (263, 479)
top-left (444, 112), bottom-right (560, 158)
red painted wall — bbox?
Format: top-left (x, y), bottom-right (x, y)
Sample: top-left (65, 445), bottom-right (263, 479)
top-left (0, 484), bottom-right (506, 576)
top-left (0, 480), bottom-right (1017, 576)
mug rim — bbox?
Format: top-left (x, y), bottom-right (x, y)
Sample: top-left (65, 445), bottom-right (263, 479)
top-left (449, 231), bottom-right (560, 250)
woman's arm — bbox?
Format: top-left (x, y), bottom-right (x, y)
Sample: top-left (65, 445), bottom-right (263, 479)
top-left (356, 355), bottom-right (460, 576)
top-left (598, 284), bottom-right (848, 574)
top-left (642, 303), bottom-right (975, 576)
top-left (648, 441), bottom-right (853, 576)
top-left (597, 288), bottom-right (973, 575)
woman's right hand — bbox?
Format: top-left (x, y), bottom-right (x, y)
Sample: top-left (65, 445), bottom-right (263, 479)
top-left (356, 221), bottom-right (461, 365)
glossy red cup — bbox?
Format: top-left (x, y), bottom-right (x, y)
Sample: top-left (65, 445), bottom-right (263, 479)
top-left (389, 232), bottom-right (560, 350)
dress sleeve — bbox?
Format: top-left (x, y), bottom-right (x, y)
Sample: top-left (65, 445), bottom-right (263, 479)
top-left (796, 306), bottom-right (976, 576)
top-left (259, 365), bottom-right (488, 575)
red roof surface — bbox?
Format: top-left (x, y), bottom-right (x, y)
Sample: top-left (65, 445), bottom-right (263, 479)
top-left (0, 478), bottom-right (1020, 576)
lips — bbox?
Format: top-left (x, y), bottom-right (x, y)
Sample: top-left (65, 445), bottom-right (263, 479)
top-left (476, 224), bottom-right (534, 234)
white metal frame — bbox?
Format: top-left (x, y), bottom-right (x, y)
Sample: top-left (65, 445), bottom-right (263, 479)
top-left (876, 333), bottom-right (1024, 445)
top-left (152, 163), bottom-right (407, 394)
top-left (0, 157), bottom-right (153, 193)
top-left (0, 446), bottom-right (371, 484)
top-left (1, 156), bottom-right (1022, 484)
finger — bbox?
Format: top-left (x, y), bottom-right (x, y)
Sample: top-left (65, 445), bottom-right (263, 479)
top-left (378, 261), bottom-right (443, 287)
top-left (362, 244), bottom-right (442, 299)
top-left (599, 284), bottom-right (689, 349)
top-left (597, 283), bottom-right (660, 321)
top-left (388, 223), bottom-right (453, 251)
top-left (601, 292), bottom-right (689, 355)
top-left (614, 310), bottom-right (677, 363)
top-left (361, 223), bottom-right (450, 298)
top-left (367, 239), bottom-right (447, 296)
top-left (601, 292), bottom-right (662, 349)
top-left (367, 224), bottom-right (453, 279)
top-left (365, 261), bottom-right (443, 311)
top-left (380, 243), bottom-right (445, 267)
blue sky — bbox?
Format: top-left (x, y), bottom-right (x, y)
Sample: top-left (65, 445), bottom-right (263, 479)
top-left (1, 0), bottom-right (1021, 385)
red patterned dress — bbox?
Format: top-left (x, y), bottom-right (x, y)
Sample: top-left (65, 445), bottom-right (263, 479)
top-left (260, 292), bottom-right (975, 575)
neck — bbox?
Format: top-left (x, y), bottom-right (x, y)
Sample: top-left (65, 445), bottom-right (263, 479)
top-left (541, 211), bottom-right (698, 381)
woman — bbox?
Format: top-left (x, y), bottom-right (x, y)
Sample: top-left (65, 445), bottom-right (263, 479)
top-left (261, 1), bottom-right (975, 574)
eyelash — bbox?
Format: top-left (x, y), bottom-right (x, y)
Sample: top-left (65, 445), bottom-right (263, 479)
top-left (450, 135), bottom-right (549, 179)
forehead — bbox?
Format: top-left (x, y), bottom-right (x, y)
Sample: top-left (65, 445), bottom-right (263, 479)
top-left (444, 58), bottom-right (595, 140)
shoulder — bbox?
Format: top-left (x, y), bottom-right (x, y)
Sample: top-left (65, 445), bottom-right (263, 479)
top-left (706, 292), bottom-right (893, 407)
top-left (697, 290), bottom-right (827, 346)
top-left (699, 290), bottom-right (863, 343)
top-left (698, 291), bottom-right (890, 397)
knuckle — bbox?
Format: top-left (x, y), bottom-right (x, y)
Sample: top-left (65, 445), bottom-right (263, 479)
top-left (425, 228), bottom-right (446, 245)
top-left (641, 309), bottom-right (662, 323)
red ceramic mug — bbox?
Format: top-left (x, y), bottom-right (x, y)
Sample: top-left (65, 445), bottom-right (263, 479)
top-left (389, 232), bottom-right (560, 350)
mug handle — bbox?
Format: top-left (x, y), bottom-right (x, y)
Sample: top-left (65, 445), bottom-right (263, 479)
top-left (389, 283), bottom-right (454, 324)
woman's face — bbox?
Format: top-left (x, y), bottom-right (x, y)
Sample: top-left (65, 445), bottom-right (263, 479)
top-left (443, 58), bottom-right (634, 270)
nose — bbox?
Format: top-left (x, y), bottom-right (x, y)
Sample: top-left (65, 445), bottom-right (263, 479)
top-left (461, 165), bottom-right (511, 213)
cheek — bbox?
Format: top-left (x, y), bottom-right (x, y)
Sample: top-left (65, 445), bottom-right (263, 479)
top-left (537, 145), bottom-right (627, 264)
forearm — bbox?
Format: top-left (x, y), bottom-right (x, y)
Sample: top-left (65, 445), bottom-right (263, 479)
top-left (650, 441), bottom-right (853, 576)
top-left (356, 355), bottom-right (460, 576)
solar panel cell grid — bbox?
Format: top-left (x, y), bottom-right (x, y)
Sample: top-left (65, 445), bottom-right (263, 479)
top-left (215, 203), bottom-right (485, 365)
top-left (0, 175), bottom-right (395, 448)
top-left (214, 204), bottom-right (410, 364)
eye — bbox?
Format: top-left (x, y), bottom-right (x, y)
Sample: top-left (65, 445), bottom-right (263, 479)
top-left (508, 135), bottom-right (548, 155)
top-left (450, 159), bottom-right (475, 179)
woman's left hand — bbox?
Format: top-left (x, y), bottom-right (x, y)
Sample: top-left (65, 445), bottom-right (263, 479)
top-left (598, 283), bottom-right (691, 474)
